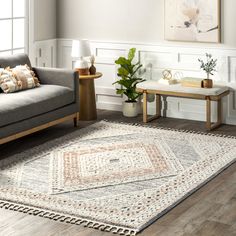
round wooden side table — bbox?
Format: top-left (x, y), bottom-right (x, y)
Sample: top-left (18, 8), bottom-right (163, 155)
top-left (78, 72), bottom-right (102, 121)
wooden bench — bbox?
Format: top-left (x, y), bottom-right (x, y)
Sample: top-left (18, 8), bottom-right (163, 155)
top-left (136, 81), bottom-right (230, 130)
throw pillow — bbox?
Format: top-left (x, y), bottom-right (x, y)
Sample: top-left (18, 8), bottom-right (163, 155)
top-left (0, 65), bottom-right (40, 93)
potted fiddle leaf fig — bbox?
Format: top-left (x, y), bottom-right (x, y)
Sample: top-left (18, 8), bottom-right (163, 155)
top-left (113, 48), bottom-right (145, 117)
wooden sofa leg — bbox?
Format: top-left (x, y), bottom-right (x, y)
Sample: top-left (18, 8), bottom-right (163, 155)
top-left (74, 113), bottom-right (79, 127)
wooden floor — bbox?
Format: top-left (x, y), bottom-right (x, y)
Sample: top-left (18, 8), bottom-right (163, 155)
top-left (0, 110), bottom-right (236, 236)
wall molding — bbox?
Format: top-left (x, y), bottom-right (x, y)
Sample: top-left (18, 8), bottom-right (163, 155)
top-left (33, 39), bottom-right (236, 125)
top-left (34, 39), bottom-right (57, 68)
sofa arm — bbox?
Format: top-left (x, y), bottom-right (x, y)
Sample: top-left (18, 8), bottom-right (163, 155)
top-left (33, 67), bottom-right (79, 90)
top-left (33, 67), bottom-right (79, 107)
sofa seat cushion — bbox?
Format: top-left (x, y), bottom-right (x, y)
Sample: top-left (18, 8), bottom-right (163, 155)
top-left (0, 85), bottom-right (75, 127)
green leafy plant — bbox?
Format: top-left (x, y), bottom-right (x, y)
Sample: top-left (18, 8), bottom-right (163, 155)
top-left (113, 48), bottom-right (145, 102)
top-left (198, 53), bottom-right (217, 78)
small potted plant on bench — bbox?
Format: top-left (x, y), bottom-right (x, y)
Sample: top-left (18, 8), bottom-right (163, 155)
top-left (113, 48), bottom-right (145, 117)
top-left (198, 53), bottom-right (217, 88)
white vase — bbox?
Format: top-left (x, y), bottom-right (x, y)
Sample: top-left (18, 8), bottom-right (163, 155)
top-left (122, 101), bottom-right (139, 117)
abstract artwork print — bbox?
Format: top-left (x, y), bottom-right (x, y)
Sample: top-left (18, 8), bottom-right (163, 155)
top-left (165, 0), bottom-right (220, 43)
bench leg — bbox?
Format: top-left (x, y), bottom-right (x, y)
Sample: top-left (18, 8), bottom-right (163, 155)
top-left (206, 98), bottom-right (222, 131)
top-left (142, 92), bottom-right (161, 123)
top-left (143, 91), bottom-right (148, 123)
top-left (211, 98), bottom-right (223, 130)
top-left (206, 97), bottom-right (211, 130)
top-left (156, 94), bottom-right (161, 117)
top-left (217, 98), bottom-right (222, 125)
top-left (162, 96), bottom-right (168, 118)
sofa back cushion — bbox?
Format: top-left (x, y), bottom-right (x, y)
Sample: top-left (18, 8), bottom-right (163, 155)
top-left (0, 54), bottom-right (31, 68)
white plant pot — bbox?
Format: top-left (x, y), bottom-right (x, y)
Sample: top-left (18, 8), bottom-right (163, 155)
top-left (122, 101), bottom-right (139, 117)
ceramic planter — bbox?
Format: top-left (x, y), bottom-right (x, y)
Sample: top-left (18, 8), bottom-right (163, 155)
top-left (203, 73), bottom-right (213, 88)
top-left (203, 79), bottom-right (213, 88)
top-left (122, 101), bottom-right (139, 117)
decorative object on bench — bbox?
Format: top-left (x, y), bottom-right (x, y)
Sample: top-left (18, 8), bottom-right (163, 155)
top-left (158, 69), bottom-right (178, 85)
top-left (89, 55), bottom-right (96, 75)
top-left (113, 48), bottom-right (144, 117)
top-left (198, 53), bottom-right (217, 88)
top-left (0, 121), bottom-right (235, 236)
top-left (202, 78), bottom-right (213, 88)
top-left (136, 81), bottom-right (230, 130)
top-left (181, 77), bottom-right (203, 88)
top-left (0, 54), bottom-right (79, 145)
top-left (0, 65), bottom-right (40, 93)
top-left (71, 39), bottom-right (91, 75)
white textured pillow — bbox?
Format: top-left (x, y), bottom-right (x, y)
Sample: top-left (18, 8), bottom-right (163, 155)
top-left (0, 65), bottom-right (40, 93)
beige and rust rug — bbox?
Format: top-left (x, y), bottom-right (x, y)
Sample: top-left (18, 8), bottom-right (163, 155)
top-left (0, 121), bottom-right (236, 235)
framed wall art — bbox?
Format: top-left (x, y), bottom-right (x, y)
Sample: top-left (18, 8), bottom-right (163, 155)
top-left (165, 0), bottom-right (221, 43)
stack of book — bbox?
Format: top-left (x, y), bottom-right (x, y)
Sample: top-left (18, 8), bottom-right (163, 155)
top-left (181, 77), bottom-right (203, 88)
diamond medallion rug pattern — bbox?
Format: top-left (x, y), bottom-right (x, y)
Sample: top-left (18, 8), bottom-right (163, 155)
top-left (0, 121), bottom-right (235, 236)
top-left (50, 139), bottom-right (183, 194)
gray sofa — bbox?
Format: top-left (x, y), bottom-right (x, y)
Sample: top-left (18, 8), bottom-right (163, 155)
top-left (0, 54), bottom-right (79, 144)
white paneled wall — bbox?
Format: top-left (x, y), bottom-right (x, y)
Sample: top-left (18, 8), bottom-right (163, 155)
top-left (34, 39), bottom-right (57, 68)
top-left (34, 39), bottom-right (236, 125)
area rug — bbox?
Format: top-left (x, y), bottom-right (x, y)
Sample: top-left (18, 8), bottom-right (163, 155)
top-left (0, 121), bottom-right (236, 236)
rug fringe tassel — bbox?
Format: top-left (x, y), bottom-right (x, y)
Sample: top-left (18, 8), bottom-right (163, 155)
top-left (101, 119), bottom-right (236, 139)
top-left (0, 200), bottom-right (137, 236)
